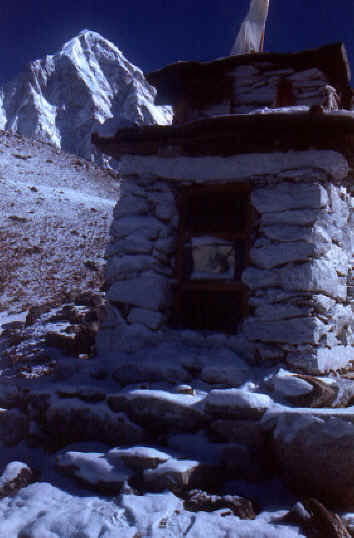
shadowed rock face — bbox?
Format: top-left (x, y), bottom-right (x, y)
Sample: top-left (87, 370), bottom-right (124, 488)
top-left (279, 498), bottom-right (351, 538)
top-left (266, 410), bottom-right (354, 510)
top-left (0, 462), bottom-right (34, 499)
top-left (0, 30), bottom-right (171, 164)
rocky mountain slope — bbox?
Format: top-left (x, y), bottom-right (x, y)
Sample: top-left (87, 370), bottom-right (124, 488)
top-left (0, 128), bottom-right (119, 316)
top-left (0, 30), bottom-right (171, 163)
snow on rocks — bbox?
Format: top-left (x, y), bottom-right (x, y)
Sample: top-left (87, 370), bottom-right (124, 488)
top-left (266, 369), bottom-right (314, 399)
top-left (56, 451), bottom-right (133, 493)
top-left (107, 446), bottom-right (169, 470)
top-left (279, 498), bottom-right (351, 538)
top-left (56, 445), bottom-right (220, 496)
top-left (184, 489), bottom-right (256, 520)
top-left (24, 391), bottom-right (149, 450)
top-left (0, 479), bottom-right (307, 538)
top-left (0, 462), bottom-right (33, 499)
top-left (142, 458), bottom-right (204, 493)
top-left (205, 389), bottom-right (273, 419)
top-left (263, 407), bottom-right (354, 509)
top-left (0, 30), bottom-right (171, 164)
top-left (107, 389), bottom-right (206, 434)
top-left (264, 369), bottom-right (338, 408)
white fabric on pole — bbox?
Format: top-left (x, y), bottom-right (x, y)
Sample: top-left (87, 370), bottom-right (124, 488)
top-left (230, 0), bottom-right (270, 55)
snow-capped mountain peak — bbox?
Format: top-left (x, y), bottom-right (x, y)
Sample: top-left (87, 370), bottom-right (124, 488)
top-left (0, 30), bottom-right (172, 162)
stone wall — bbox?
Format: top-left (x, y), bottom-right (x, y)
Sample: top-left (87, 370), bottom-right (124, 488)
top-left (243, 181), bottom-right (352, 372)
top-left (190, 65), bottom-right (334, 120)
top-left (98, 149), bottom-right (352, 374)
top-left (230, 66), bottom-right (331, 114)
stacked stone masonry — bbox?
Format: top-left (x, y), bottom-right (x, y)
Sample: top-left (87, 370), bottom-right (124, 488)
top-left (98, 149), bottom-right (353, 374)
top-left (146, 43), bottom-right (352, 122)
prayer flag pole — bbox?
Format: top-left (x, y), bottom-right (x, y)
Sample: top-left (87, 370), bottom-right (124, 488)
top-left (231, 0), bottom-right (270, 55)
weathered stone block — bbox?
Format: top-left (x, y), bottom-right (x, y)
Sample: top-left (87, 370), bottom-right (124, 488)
top-left (151, 191), bottom-right (177, 221)
top-left (120, 151), bottom-right (348, 182)
top-left (250, 241), bottom-right (314, 269)
top-left (205, 389), bottom-right (272, 419)
top-left (127, 307), bottom-right (164, 330)
top-left (105, 255), bottom-right (156, 284)
top-left (244, 261), bottom-right (347, 300)
top-left (261, 209), bottom-right (320, 226)
top-left (252, 182), bottom-right (328, 213)
top-left (287, 346), bottom-right (353, 373)
top-left (262, 224), bottom-right (332, 256)
top-left (113, 193), bottom-right (149, 218)
top-left (108, 390), bottom-right (206, 433)
top-left (110, 216), bottom-right (163, 241)
top-left (105, 236), bottom-right (153, 257)
top-left (243, 316), bottom-right (325, 345)
top-left (254, 303), bottom-right (312, 321)
top-left (107, 275), bottom-right (170, 310)
top-left (263, 408), bottom-right (354, 509)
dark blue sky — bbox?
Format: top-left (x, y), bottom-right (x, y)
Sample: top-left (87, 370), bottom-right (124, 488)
top-left (1, 1), bottom-right (353, 85)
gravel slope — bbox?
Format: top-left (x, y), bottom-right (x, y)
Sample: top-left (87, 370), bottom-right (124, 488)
top-left (0, 129), bottom-right (119, 314)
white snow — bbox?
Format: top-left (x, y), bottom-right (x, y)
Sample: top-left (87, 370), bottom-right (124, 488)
top-left (121, 388), bottom-right (205, 407)
top-left (0, 29), bottom-right (172, 164)
top-left (0, 461), bottom-right (30, 487)
top-left (107, 446), bottom-right (169, 467)
top-left (56, 451), bottom-right (132, 485)
top-left (0, 481), bottom-right (306, 537)
top-left (206, 388), bottom-right (272, 410)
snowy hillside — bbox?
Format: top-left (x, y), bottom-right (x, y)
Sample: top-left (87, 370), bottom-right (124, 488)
top-left (0, 30), bottom-right (172, 163)
top-left (0, 128), bottom-right (119, 315)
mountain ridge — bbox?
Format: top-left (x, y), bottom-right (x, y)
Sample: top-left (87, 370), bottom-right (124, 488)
top-left (0, 30), bottom-right (171, 164)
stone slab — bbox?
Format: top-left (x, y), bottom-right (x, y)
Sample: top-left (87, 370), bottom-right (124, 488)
top-left (119, 151), bottom-right (348, 182)
top-left (107, 275), bottom-right (170, 310)
top-left (252, 183), bottom-right (328, 213)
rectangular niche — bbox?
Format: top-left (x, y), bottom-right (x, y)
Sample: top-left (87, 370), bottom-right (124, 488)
top-left (172, 184), bottom-right (251, 333)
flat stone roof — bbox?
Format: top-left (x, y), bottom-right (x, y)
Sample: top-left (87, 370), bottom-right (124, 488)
top-left (146, 42), bottom-right (352, 108)
top-left (92, 110), bottom-right (354, 166)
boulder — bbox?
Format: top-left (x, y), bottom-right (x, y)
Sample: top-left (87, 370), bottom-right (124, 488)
top-left (107, 446), bottom-right (169, 470)
top-left (43, 399), bottom-right (149, 450)
top-left (142, 458), bottom-right (219, 494)
top-left (266, 369), bottom-right (314, 400)
top-left (205, 389), bottom-right (272, 420)
top-left (264, 408), bottom-right (354, 509)
top-left (112, 347), bottom-right (192, 386)
top-left (0, 462), bottom-right (34, 498)
top-left (184, 489), bottom-right (256, 520)
top-left (279, 498), bottom-right (351, 538)
top-left (108, 389), bottom-right (206, 434)
top-left (56, 451), bottom-right (132, 493)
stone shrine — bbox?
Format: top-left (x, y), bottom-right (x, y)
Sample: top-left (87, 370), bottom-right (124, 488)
top-left (93, 43), bottom-right (353, 374)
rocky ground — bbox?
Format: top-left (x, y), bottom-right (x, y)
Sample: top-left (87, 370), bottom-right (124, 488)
top-left (1, 301), bottom-right (354, 536)
top-left (0, 129), bottom-right (119, 314)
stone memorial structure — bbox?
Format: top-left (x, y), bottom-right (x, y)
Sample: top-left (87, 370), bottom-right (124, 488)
top-left (93, 43), bottom-right (353, 374)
